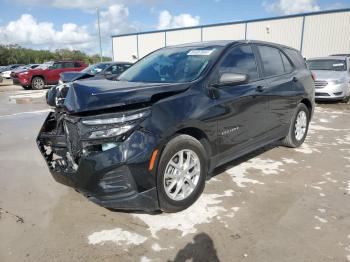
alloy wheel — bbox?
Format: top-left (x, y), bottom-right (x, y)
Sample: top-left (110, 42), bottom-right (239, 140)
top-left (163, 149), bottom-right (201, 201)
top-left (294, 111), bottom-right (307, 141)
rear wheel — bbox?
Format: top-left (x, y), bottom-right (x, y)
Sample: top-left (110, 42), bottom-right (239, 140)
top-left (281, 103), bottom-right (310, 148)
top-left (31, 77), bottom-right (45, 90)
top-left (157, 135), bottom-right (207, 212)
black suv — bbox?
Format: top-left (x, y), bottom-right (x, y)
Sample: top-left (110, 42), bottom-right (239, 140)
top-left (38, 40), bottom-right (315, 212)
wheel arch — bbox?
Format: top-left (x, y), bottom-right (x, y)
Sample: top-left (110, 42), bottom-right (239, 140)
top-left (300, 98), bottom-right (313, 118)
top-left (31, 75), bottom-right (46, 83)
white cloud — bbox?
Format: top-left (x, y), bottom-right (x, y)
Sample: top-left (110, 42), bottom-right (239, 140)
top-left (0, 4), bottom-right (140, 56)
top-left (157, 10), bottom-right (200, 30)
top-left (263, 0), bottom-right (321, 15)
top-left (0, 14), bottom-right (92, 48)
top-left (98, 4), bottom-right (138, 37)
top-left (11, 0), bottom-right (161, 11)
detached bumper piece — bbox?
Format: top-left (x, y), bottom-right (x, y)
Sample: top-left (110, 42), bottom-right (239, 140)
top-left (37, 112), bottom-right (159, 212)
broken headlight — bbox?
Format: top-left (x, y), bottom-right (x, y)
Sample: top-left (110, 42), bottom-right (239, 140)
top-left (82, 111), bottom-right (149, 125)
top-left (88, 124), bottom-right (135, 139)
top-left (81, 109), bottom-right (150, 139)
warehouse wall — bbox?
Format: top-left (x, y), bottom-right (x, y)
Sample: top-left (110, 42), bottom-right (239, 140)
top-left (138, 32), bottom-right (165, 58)
top-left (112, 10), bottom-right (350, 61)
top-left (246, 17), bottom-right (303, 50)
top-left (112, 35), bottom-right (138, 62)
top-left (202, 23), bottom-right (245, 41)
top-left (302, 11), bottom-right (350, 58)
top-left (166, 28), bottom-right (202, 46)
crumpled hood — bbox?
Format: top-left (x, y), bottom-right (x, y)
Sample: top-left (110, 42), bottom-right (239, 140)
top-left (311, 70), bottom-right (348, 81)
top-left (48, 79), bottom-right (191, 114)
top-left (60, 72), bottom-right (94, 83)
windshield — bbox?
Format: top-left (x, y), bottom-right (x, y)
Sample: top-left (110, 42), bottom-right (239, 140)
top-left (82, 63), bottom-right (110, 75)
top-left (307, 59), bottom-right (347, 71)
top-left (118, 46), bottom-right (224, 83)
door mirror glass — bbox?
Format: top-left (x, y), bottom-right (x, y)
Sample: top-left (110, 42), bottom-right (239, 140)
top-left (216, 73), bottom-right (249, 87)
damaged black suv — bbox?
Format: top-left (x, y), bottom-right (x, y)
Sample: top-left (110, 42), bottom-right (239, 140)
top-left (37, 41), bottom-right (315, 212)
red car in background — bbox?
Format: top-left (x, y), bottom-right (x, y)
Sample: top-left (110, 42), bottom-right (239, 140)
top-left (13, 61), bottom-right (87, 90)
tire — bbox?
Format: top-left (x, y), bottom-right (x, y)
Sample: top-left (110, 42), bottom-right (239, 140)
top-left (157, 134), bottom-right (208, 212)
top-left (281, 103), bottom-right (310, 148)
top-left (342, 96), bottom-right (350, 103)
top-left (31, 76), bottom-right (45, 90)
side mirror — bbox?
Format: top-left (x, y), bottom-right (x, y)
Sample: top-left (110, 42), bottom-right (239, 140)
top-left (104, 71), bottom-right (112, 76)
top-left (213, 73), bottom-right (249, 87)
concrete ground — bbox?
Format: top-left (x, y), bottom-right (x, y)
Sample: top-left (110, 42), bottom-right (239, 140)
top-left (0, 79), bottom-right (349, 262)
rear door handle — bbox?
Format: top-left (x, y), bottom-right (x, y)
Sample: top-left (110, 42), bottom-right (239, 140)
top-left (256, 85), bottom-right (265, 92)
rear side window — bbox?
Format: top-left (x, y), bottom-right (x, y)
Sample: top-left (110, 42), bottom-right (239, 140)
top-left (74, 62), bottom-right (82, 68)
top-left (64, 62), bottom-right (75, 68)
top-left (284, 48), bottom-right (306, 69)
top-left (257, 45), bottom-right (285, 77)
top-left (219, 45), bottom-right (259, 81)
top-left (281, 52), bottom-right (294, 73)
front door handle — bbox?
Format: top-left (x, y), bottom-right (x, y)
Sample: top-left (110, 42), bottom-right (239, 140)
top-left (256, 85), bottom-right (265, 92)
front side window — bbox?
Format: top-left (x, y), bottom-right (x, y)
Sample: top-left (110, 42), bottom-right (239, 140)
top-left (118, 46), bottom-right (224, 83)
top-left (307, 59), bottom-right (347, 71)
top-left (82, 63), bottom-right (110, 75)
top-left (219, 45), bottom-right (259, 81)
top-left (258, 45), bottom-right (285, 77)
top-left (51, 63), bottom-right (63, 69)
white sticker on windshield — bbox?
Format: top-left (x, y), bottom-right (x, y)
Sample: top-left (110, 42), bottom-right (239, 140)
top-left (333, 63), bottom-right (344, 67)
top-left (188, 49), bottom-right (215, 56)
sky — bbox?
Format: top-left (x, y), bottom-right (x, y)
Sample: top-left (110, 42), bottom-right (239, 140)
top-left (0, 0), bottom-right (349, 57)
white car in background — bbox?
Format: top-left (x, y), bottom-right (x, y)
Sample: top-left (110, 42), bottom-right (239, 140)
top-left (307, 56), bottom-right (350, 102)
top-left (1, 70), bottom-right (13, 79)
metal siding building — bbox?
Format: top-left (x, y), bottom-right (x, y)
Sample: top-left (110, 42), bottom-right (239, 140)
top-left (112, 9), bottom-right (350, 62)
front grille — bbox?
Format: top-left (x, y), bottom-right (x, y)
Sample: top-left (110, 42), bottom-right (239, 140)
top-left (315, 80), bottom-right (328, 89)
top-left (315, 92), bottom-right (330, 97)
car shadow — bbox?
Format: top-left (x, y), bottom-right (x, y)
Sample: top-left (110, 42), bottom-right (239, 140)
top-left (168, 232), bottom-right (220, 262)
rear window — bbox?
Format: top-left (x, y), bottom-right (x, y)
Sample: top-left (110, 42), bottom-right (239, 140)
top-left (257, 45), bottom-right (285, 77)
top-left (307, 59), bottom-right (347, 71)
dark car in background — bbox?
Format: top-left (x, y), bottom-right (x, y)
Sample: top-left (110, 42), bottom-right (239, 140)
top-left (38, 40), bottom-right (315, 213)
top-left (14, 61), bottom-right (87, 90)
top-left (59, 62), bottom-right (132, 83)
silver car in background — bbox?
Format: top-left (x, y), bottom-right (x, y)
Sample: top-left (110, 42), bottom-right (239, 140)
top-left (307, 56), bottom-right (350, 102)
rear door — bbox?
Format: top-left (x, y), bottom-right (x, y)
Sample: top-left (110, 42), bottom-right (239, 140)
top-left (255, 45), bottom-right (298, 136)
top-left (213, 44), bottom-right (269, 161)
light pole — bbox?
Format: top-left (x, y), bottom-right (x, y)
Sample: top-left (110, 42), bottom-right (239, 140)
top-left (97, 7), bottom-right (103, 62)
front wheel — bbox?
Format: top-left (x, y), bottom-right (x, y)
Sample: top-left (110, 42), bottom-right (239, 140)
top-left (31, 77), bottom-right (45, 90)
top-left (157, 135), bottom-right (208, 212)
top-left (281, 103), bottom-right (310, 148)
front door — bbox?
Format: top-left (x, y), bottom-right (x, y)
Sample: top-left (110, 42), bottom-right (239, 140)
top-left (213, 44), bottom-right (270, 163)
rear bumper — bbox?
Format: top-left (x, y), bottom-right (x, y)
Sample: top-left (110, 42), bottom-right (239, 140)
top-left (37, 112), bottom-right (159, 212)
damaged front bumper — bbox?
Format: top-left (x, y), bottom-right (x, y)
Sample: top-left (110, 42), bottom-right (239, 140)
top-left (37, 112), bottom-right (159, 212)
